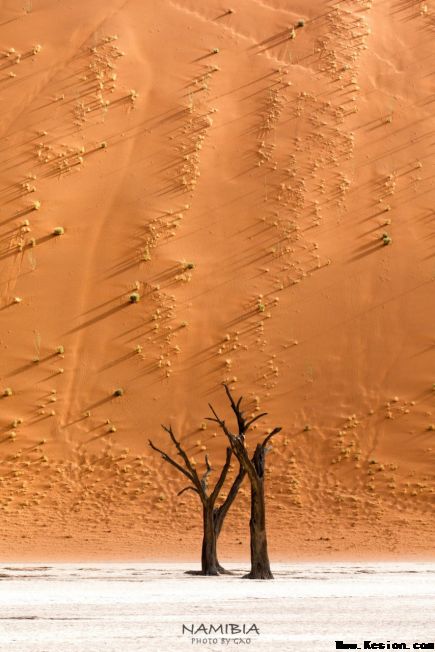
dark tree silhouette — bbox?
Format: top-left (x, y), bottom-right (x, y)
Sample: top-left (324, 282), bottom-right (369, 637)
top-left (149, 424), bottom-right (245, 576)
top-left (207, 384), bottom-right (281, 579)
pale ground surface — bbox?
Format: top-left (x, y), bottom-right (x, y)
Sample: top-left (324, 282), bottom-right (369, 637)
top-left (0, 0), bottom-right (434, 560)
top-left (0, 563), bottom-right (434, 652)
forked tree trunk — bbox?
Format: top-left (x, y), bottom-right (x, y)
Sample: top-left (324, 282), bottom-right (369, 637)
top-left (213, 466), bottom-right (245, 574)
top-left (187, 503), bottom-right (234, 576)
top-left (201, 503), bottom-right (220, 575)
top-left (207, 384), bottom-right (281, 580)
top-left (243, 477), bottom-right (273, 579)
top-left (150, 423), bottom-right (246, 577)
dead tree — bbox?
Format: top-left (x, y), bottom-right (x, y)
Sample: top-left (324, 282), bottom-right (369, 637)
top-left (207, 384), bottom-right (281, 580)
top-left (149, 425), bottom-right (245, 576)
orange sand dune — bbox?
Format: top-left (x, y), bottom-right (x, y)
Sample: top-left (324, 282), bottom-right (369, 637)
top-left (0, 0), bottom-right (434, 561)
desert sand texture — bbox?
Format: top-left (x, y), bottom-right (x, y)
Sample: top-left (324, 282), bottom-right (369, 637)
top-left (0, 0), bottom-right (434, 562)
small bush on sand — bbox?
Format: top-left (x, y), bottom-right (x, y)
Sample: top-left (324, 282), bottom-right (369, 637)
top-left (129, 291), bottom-right (140, 303)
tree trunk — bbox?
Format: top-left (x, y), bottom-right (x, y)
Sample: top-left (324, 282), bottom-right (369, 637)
top-left (212, 466), bottom-right (245, 574)
top-left (201, 503), bottom-right (220, 575)
top-left (244, 477), bottom-right (273, 579)
top-left (211, 510), bottom-right (231, 574)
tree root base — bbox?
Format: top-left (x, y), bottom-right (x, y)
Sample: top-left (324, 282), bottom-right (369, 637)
top-left (242, 572), bottom-right (274, 580)
top-left (184, 567), bottom-right (232, 576)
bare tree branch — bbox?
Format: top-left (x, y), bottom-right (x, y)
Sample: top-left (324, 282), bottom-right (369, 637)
top-left (207, 403), bottom-right (257, 479)
top-left (206, 404), bottom-right (234, 441)
top-left (210, 447), bottom-right (232, 504)
top-left (261, 426), bottom-right (282, 449)
top-left (223, 383), bottom-right (246, 435)
top-left (201, 454), bottom-right (212, 492)
top-left (214, 463), bottom-right (246, 534)
top-left (232, 435), bottom-right (257, 479)
top-left (162, 424), bottom-right (195, 474)
top-left (148, 439), bottom-right (193, 482)
top-left (161, 424), bottom-right (203, 493)
top-left (223, 383), bottom-right (268, 436)
top-left (252, 442), bottom-right (267, 478)
top-left (245, 412), bottom-right (268, 430)
top-left (177, 485), bottom-right (200, 497)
